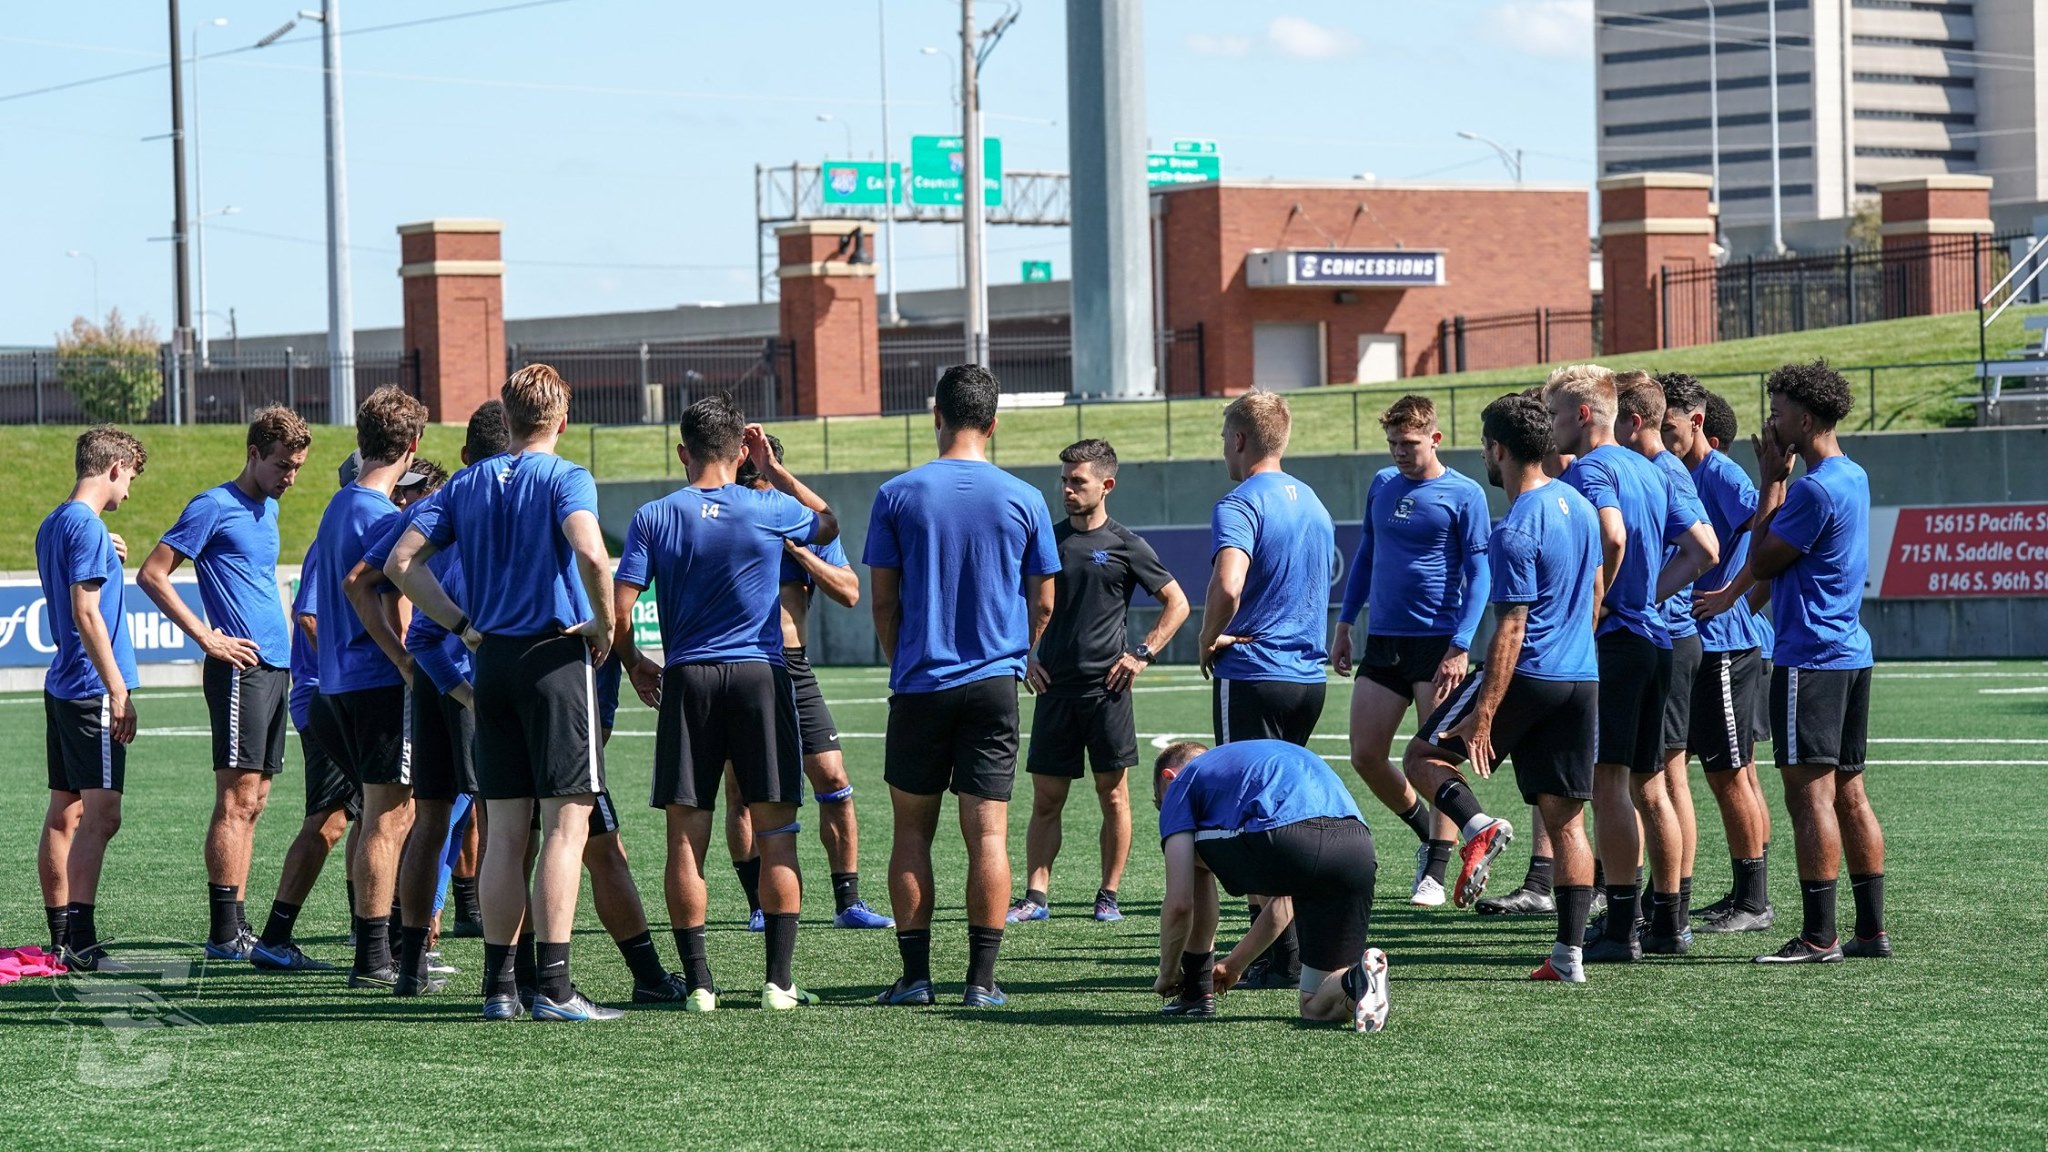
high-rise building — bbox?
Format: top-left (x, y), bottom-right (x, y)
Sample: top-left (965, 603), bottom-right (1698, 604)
top-left (1596, 1), bottom-right (2046, 253)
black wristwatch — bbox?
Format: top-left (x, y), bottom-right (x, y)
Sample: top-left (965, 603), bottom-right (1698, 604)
top-left (453, 615), bottom-right (471, 636)
top-left (1131, 644), bottom-right (1155, 664)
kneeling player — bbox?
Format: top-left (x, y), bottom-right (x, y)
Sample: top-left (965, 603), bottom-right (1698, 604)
top-left (1152, 740), bottom-right (1387, 1031)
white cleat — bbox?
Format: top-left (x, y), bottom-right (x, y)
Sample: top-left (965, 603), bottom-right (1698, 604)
top-left (1410, 875), bottom-right (1447, 907)
top-left (1343, 948), bottom-right (1390, 1033)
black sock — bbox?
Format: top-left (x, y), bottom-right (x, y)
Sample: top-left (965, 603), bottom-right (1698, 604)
top-left (398, 925), bottom-right (430, 981)
top-left (236, 899), bottom-right (250, 937)
top-left (66, 902), bottom-right (97, 952)
top-left (1592, 859), bottom-right (1606, 891)
top-left (1734, 855), bottom-right (1769, 913)
top-left (1271, 921), bottom-right (1301, 979)
top-left (536, 941), bottom-right (572, 1002)
top-left (1849, 873), bottom-right (1885, 939)
top-left (482, 942), bottom-right (517, 997)
top-left (1432, 780), bottom-right (1486, 834)
top-left (896, 928), bottom-right (932, 985)
top-left (1605, 885), bottom-right (1639, 943)
top-left (208, 883), bottom-right (240, 944)
top-left (345, 879), bottom-right (356, 919)
top-left (45, 906), bottom-right (68, 952)
top-left (260, 900), bottom-right (300, 948)
top-left (1180, 950), bottom-right (1215, 999)
top-left (1424, 840), bottom-right (1454, 885)
top-left (350, 915), bottom-right (369, 950)
top-left (616, 930), bottom-right (668, 987)
top-left (673, 925), bottom-right (714, 992)
top-left (1677, 876), bottom-right (1693, 931)
top-left (514, 931), bottom-right (538, 991)
top-left (1649, 890), bottom-right (1681, 938)
top-left (1025, 888), bottom-right (1048, 910)
top-left (1095, 887), bottom-right (1118, 907)
top-left (1634, 866), bottom-right (1646, 894)
top-left (830, 872), bottom-right (860, 914)
top-left (356, 916), bottom-right (391, 974)
top-left (765, 913), bottom-right (799, 988)
top-left (1800, 877), bottom-right (1838, 945)
top-left (734, 857), bottom-right (763, 916)
top-left (387, 902), bottom-right (404, 945)
top-left (1524, 855), bottom-right (1555, 897)
top-left (965, 925), bottom-right (1003, 990)
top-left (452, 876), bottom-right (481, 923)
top-left (1397, 798), bottom-right (1434, 843)
top-left (1555, 885), bottom-right (1595, 948)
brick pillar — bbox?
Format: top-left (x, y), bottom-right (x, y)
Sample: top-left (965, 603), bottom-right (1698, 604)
top-left (1598, 173), bottom-right (1714, 354)
top-left (398, 218), bottom-right (506, 423)
top-left (776, 222), bottom-right (880, 417)
top-left (1879, 175), bottom-right (1994, 318)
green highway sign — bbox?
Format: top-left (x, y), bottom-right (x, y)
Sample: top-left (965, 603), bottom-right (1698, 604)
top-left (1172, 139), bottom-right (1218, 155)
top-left (820, 160), bottom-right (902, 205)
top-left (909, 135), bottom-right (1003, 206)
top-left (1021, 260), bottom-right (1053, 283)
top-left (1148, 152), bottom-right (1221, 187)
top-left (631, 586), bottom-right (661, 652)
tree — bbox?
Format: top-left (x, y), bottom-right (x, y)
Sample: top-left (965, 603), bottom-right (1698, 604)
top-left (56, 310), bottom-right (163, 423)
top-left (1846, 195), bottom-right (1883, 249)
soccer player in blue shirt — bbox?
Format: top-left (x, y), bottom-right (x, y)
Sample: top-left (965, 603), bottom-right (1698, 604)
top-left (389, 364), bottom-right (621, 1021)
top-left (1332, 395), bottom-right (1491, 910)
top-left (865, 364), bottom-right (1059, 1008)
top-left (1151, 740), bottom-right (1388, 1031)
top-left (1402, 395), bottom-right (1604, 982)
top-left (1544, 365), bottom-right (1716, 962)
top-left (612, 397), bottom-right (838, 1012)
top-left (1695, 361), bottom-right (1887, 964)
top-left (136, 406), bottom-right (311, 960)
top-left (36, 426), bottom-right (146, 972)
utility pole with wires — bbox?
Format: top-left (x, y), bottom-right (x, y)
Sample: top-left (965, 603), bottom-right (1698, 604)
top-left (167, 0), bottom-right (196, 425)
top-left (961, 0), bottom-right (986, 365)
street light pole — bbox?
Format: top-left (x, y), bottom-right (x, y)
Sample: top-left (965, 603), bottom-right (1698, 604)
top-left (1456, 130), bottom-right (1523, 184)
top-left (1767, 0), bottom-right (1785, 254)
top-left (199, 206), bottom-right (239, 365)
top-left (961, 0), bottom-right (987, 365)
top-left (193, 16), bottom-right (227, 364)
top-left (1706, 0), bottom-right (1720, 213)
top-left (317, 0), bottom-right (356, 421)
top-left (878, 0), bottom-right (900, 325)
top-left (167, 0), bottom-right (196, 425)
top-left (815, 113), bottom-right (855, 158)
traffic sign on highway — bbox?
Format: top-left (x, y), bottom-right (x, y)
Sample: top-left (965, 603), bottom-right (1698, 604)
top-left (820, 160), bottom-right (902, 205)
top-left (1172, 139), bottom-right (1218, 155)
top-left (1021, 260), bottom-right (1053, 282)
top-left (909, 135), bottom-right (1004, 206)
top-left (1148, 152), bottom-right (1221, 187)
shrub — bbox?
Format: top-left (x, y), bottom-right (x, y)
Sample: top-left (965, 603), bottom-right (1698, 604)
top-left (57, 310), bottom-right (164, 423)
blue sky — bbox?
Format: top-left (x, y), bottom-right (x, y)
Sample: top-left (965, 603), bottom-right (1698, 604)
top-left (1, 0), bottom-right (1595, 345)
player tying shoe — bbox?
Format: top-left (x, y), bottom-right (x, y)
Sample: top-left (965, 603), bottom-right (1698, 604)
top-left (1696, 361), bottom-right (1888, 963)
top-left (613, 398), bottom-right (838, 1012)
top-left (1401, 394), bottom-right (1604, 981)
top-left (1331, 396), bottom-right (1490, 910)
top-left (1010, 438), bottom-right (1188, 926)
top-left (1151, 740), bottom-right (1388, 1032)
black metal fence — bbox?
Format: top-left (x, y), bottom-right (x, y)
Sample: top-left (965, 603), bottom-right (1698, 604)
top-left (1434, 308), bottom-right (1600, 374)
top-left (0, 348), bottom-right (418, 425)
top-left (1160, 324), bottom-right (1207, 396)
top-left (877, 332), bottom-right (1074, 414)
top-left (508, 338), bottom-right (794, 427)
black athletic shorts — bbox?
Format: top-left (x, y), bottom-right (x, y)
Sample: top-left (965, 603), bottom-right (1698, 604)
top-left (297, 702), bottom-right (361, 820)
top-left (409, 681), bottom-right (477, 802)
top-left (1214, 678), bottom-right (1326, 746)
top-left (785, 646), bottom-right (841, 755)
top-left (1772, 664), bottom-right (1872, 774)
top-left (45, 692), bottom-right (125, 793)
top-left (653, 660), bottom-right (802, 810)
top-left (473, 633), bottom-right (605, 801)
top-left (1689, 647), bottom-right (1762, 774)
top-left (1595, 630), bottom-right (1670, 773)
top-left (526, 788), bottom-right (623, 835)
top-left (1357, 633), bottom-right (1452, 701)
top-left (1754, 657), bottom-right (1775, 745)
top-left (884, 676), bottom-right (1021, 801)
top-left (1419, 669), bottom-right (1597, 804)
top-left (1027, 691), bottom-right (1138, 778)
top-left (1196, 816), bottom-right (1377, 974)
top-left (203, 659), bottom-right (290, 775)
top-left (1662, 632), bottom-right (1703, 753)
top-left (312, 685), bottom-right (411, 789)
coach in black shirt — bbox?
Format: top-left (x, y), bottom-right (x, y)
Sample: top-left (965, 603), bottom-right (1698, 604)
top-left (1012, 439), bottom-right (1190, 924)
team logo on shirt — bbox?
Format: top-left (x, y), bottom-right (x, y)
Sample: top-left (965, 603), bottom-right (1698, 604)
top-left (1090, 550), bottom-right (1109, 566)
top-left (1394, 496), bottom-right (1415, 521)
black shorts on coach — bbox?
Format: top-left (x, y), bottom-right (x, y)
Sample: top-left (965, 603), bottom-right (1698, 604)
top-left (1772, 664), bottom-right (1872, 774)
top-left (1213, 678), bottom-right (1326, 746)
top-left (1661, 633), bottom-right (1702, 753)
top-left (785, 645), bottom-right (841, 755)
top-left (45, 693), bottom-right (125, 793)
top-left (1356, 633), bottom-right (1452, 701)
top-left (312, 685), bottom-right (410, 789)
top-left (1196, 816), bottom-right (1376, 975)
top-left (409, 682), bottom-right (477, 802)
top-left (1689, 647), bottom-right (1761, 774)
top-left (297, 702), bottom-right (361, 820)
top-left (473, 633), bottom-right (605, 801)
top-left (653, 660), bottom-right (802, 810)
top-left (203, 659), bottom-right (290, 775)
top-left (1027, 691), bottom-right (1138, 778)
top-left (1420, 670), bottom-right (1598, 804)
top-left (1595, 629), bottom-right (1670, 773)
top-left (885, 675), bottom-right (1021, 801)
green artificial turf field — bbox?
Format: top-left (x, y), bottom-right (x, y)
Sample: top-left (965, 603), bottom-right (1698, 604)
top-left (1, 663), bottom-right (2044, 1150)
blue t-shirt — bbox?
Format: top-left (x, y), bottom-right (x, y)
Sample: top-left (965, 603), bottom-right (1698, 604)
top-left (1157, 739), bottom-right (1363, 842)
top-left (1210, 471), bottom-right (1335, 684)
top-left (780, 535), bottom-right (850, 588)
top-left (412, 452), bottom-right (599, 636)
top-left (1649, 449), bottom-right (1710, 641)
top-left (160, 482), bottom-right (291, 668)
top-left (1337, 467), bottom-right (1491, 649)
top-left (1489, 480), bottom-right (1602, 682)
top-left (310, 484), bottom-right (405, 693)
top-left (863, 458), bottom-right (1061, 694)
top-left (1561, 443), bottom-right (1697, 649)
top-left (362, 491), bottom-right (472, 694)
top-left (615, 484), bottom-right (821, 665)
top-left (1690, 450), bottom-right (1766, 654)
top-left (1768, 455), bottom-right (1874, 670)
top-left (288, 545), bottom-right (318, 730)
top-left (36, 501), bottom-right (140, 700)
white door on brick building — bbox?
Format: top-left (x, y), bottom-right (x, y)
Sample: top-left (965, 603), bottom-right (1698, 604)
top-left (1252, 322), bottom-right (1324, 390)
top-left (1355, 334), bottom-right (1402, 384)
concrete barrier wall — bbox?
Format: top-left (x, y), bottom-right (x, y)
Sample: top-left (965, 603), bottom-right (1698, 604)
top-left (597, 424), bottom-right (2048, 665)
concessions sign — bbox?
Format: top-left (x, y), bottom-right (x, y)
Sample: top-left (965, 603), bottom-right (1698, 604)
top-left (1867, 503), bottom-right (2048, 599)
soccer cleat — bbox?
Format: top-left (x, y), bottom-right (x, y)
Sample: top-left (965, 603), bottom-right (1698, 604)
top-left (347, 966), bottom-right (399, 990)
top-left (393, 971), bottom-right (449, 997)
top-left (1093, 896), bottom-right (1124, 923)
top-left (762, 982), bottom-right (817, 1011)
top-left (63, 946), bottom-right (132, 974)
top-left (632, 972), bottom-right (691, 1003)
top-left (1235, 957), bottom-right (1299, 990)
top-left (1842, 932), bottom-right (1892, 959)
top-left (1342, 948), bottom-right (1390, 1033)
top-left (1582, 936), bottom-right (1642, 964)
top-left (1453, 818), bottom-right (1513, 908)
top-left (1754, 936), bottom-right (1844, 964)
top-left (962, 983), bottom-right (1009, 1008)
top-left (874, 977), bottom-right (935, 1006)
top-left (425, 950), bottom-right (457, 975)
top-left (1475, 887), bottom-right (1556, 916)
top-left (1642, 930), bottom-right (1692, 956)
top-left (1697, 906), bottom-right (1774, 934)
top-left (833, 901), bottom-right (896, 929)
top-left (1694, 891), bottom-right (1739, 921)
top-left (1586, 888), bottom-right (1607, 922)
top-left (250, 941), bottom-right (334, 972)
top-left (481, 994), bottom-right (524, 1021)
top-left (1409, 875), bottom-right (1447, 908)
top-left (1529, 944), bottom-right (1586, 984)
top-left (1585, 908), bottom-right (1648, 944)
top-left (684, 987), bottom-right (719, 1013)
top-left (747, 908), bottom-right (765, 933)
top-left (1004, 898), bottom-right (1049, 924)
top-left (531, 987), bottom-right (624, 1021)
top-left (203, 930), bottom-right (256, 962)
top-left (1160, 993), bottom-right (1216, 1018)
top-left (447, 917), bottom-right (485, 939)
top-left (1410, 841), bottom-right (1433, 895)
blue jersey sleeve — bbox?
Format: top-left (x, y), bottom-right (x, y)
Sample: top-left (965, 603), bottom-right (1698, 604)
top-left (294, 548), bottom-right (319, 616)
top-left (1573, 456), bottom-right (1621, 512)
top-left (555, 465), bottom-right (600, 527)
top-left (1771, 476), bottom-right (1827, 555)
top-left (1337, 475), bottom-right (1382, 626)
top-left (764, 490), bottom-right (820, 545)
top-left (614, 508), bottom-right (654, 589)
top-left (1489, 526), bottom-right (1541, 605)
top-left (816, 536), bottom-right (848, 568)
top-left (1713, 464), bottom-right (1760, 539)
top-left (1663, 473), bottom-right (1707, 545)
top-left (159, 491), bottom-right (221, 561)
top-left (360, 507), bottom-right (409, 571)
top-left (1024, 494), bottom-right (1060, 577)
top-left (66, 515), bottom-right (117, 589)
top-left (412, 495), bottom-right (452, 547)
top-left (1210, 494), bottom-right (1256, 558)
top-left (1452, 486), bottom-right (1493, 648)
top-left (410, 631), bottom-right (465, 693)
top-left (1157, 769), bottom-right (1198, 840)
top-left (862, 489), bottom-right (902, 569)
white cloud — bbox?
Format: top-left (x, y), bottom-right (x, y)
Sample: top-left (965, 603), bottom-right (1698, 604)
top-left (1185, 32), bottom-right (1254, 57)
top-left (1266, 15), bottom-right (1362, 60)
top-left (1487, 0), bottom-right (1594, 58)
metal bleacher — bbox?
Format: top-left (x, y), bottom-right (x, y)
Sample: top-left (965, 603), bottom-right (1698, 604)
top-left (1972, 233), bottom-right (2048, 426)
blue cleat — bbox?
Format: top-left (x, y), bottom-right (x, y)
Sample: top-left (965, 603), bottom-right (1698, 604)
top-left (747, 908), bottom-right (765, 933)
top-left (481, 994), bottom-right (523, 1021)
top-left (1093, 896), bottom-right (1124, 923)
top-left (874, 977), bottom-right (935, 1006)
top-left (833, 901), bottom-right (896, 929)
top-left (1005, 898), bottom-right (1048, 924)
top-left (204, 930), bottom-right (256, 962)
top-left (250, 940), bottom-right (333, 972)
top-left (962, 983), bottom-right (1009, 1008)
